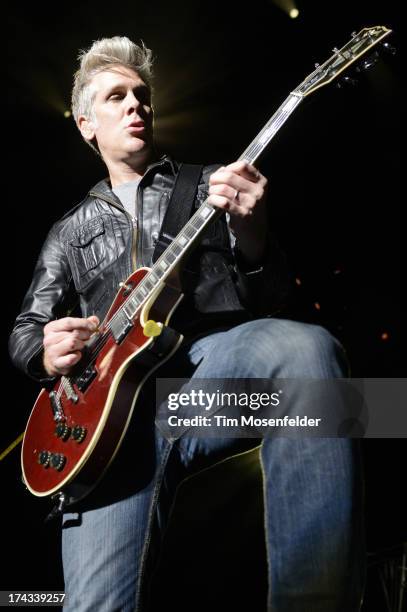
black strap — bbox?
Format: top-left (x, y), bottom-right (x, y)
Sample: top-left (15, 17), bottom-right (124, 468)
top-left (152, 163), bottom-right (204, 263)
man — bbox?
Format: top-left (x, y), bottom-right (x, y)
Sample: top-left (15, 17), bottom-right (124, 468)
top-left (9, 36), bottom-right (365, 611)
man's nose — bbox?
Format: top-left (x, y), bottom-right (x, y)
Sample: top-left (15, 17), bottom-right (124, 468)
top-left (126, 91), bottom-right (141, 113)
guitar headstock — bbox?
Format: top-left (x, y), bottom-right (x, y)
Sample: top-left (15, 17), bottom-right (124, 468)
top-left (293, 26), bottom-right (393, 98)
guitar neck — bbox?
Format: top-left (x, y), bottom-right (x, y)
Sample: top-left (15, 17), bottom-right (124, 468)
top-left (115, 25), bottom-right (392, 323)
top-left (114, 93), bottom-right (303, 324)
top-left (153, 94), bottom-right (304, 274)
top-left (240, 93), bottom-right (303, 165)
top-left (155, 94), bottom-right (303, 268)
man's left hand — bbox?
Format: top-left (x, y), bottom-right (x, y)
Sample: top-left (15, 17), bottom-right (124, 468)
top-left (208, 160), bottom-right (269, 265)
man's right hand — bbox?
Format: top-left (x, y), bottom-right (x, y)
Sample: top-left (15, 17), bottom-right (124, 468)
top-left (43, 315), bottom-right (100, 376)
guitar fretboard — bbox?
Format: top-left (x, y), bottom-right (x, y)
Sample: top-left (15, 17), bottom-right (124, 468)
top-left (108, 25), bottom-right (391, 334)
top-left (108, 93), bottom-right (303, 334)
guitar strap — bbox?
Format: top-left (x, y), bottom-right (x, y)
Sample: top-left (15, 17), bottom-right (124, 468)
top-left (152, 163), bottom-right (204, 263)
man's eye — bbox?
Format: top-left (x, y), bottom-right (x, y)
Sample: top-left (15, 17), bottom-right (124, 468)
top-left (142, 94), bottom-right (152, 106)
top-left (109, 94), bottom-right (122, 100)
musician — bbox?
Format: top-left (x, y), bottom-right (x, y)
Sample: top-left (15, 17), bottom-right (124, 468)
top-left (9, 36), bottom-right (365, 611)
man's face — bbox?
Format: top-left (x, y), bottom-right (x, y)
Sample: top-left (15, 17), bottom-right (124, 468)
top-left (80, 65), bottom-right (154, 164)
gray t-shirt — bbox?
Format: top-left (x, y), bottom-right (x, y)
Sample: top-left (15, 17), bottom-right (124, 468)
top-left (112, 178), bottom-right (241, 257)
top-left (112, 179), bottom-right (140, 220)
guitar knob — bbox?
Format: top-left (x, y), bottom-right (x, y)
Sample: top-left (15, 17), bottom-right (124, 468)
top-left (55, 422), bottom-right (71, 441)
top-left (38, 450), bottom-right (51, 467)
top-left (50, 453), bottom-right (66, 471)
top-left (71, 425), bottom-right (87, 443)
top-left (118, 281), bottom-right (133, 295)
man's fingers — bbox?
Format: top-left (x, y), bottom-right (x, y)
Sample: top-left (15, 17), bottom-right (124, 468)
top-left (209, 166), bottom-right (264, 199)
top-left (212, 161), bottom-right (261, 183)
top-left (45, 336), bottom-right (86, 362)
top-left (43, 316), bottom-right (100, 375)
top-left (207, 194), bottom-right (230, 210)
top-left (208, 184), bottom-right (238, 202)
top-left (209, 170), bottom-right (245, 191)
top-left (56, 336), bottom-right (86, 355)
top-left (44, 316), bottom-right (99, 334)
top-left (208, 182), bottom-right (263, 210)
top-left (230, 160), bottom-right (260, 176)
top-left (43, 329), bottom-right (91, 348)
top-left (44, 349), bottom-right (82, 377)
top-left (209, 194), bottom-right (256, 218)
top-left (44, 338), bottom-right (84, 375)
top-left (87, 315), bottom-right (100, 328)
top-left (53, 352), bottom-right (82, 375)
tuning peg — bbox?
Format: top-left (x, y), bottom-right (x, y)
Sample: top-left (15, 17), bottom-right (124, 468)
top-left (314, 63), bottom-right (320, 68)
top-left (336, 75), bottom-right (358, 89)
top-left (380, 41), bottom-right (396, 55)
top-left (332, 47), bottom-right (339, 53)
top-left (355, 51), bottom-right (379, 72)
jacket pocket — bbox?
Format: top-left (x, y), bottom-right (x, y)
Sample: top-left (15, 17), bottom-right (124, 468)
top-left (69, 218), bottom-right (106, 276)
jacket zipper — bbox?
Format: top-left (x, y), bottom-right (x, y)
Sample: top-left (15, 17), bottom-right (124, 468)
top-left (135, 179), bottom-right (142, 270)
top-left (129, 211), bottom-right (138, 272)
top-left (89, 157), bottom-right (171, 276)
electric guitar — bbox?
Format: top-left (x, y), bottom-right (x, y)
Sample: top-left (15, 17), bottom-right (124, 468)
top-left (21, 26), bottom-right (393, 508)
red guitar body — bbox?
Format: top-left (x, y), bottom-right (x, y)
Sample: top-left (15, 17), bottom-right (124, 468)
top-left (21, 267), bottom-right (184, 505)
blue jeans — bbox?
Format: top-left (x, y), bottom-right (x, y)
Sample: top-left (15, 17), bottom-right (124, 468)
top-left (62, 318), bottom-right (365, 611)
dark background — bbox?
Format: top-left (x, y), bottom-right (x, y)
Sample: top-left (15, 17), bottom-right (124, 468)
top-left (3, 1), bottom-right (405, 610)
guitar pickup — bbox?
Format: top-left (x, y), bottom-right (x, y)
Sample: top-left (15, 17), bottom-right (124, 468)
top-left (110, 311), bottom-right (134, 344)
top-left (74, 365), bottom-right (97, 393)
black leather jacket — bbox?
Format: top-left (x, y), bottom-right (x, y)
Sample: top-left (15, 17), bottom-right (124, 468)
top-left (9, 155), bottom-right (289, 385)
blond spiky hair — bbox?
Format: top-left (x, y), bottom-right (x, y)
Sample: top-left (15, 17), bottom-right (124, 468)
top-left (71, 36), bottom-right (153, 153)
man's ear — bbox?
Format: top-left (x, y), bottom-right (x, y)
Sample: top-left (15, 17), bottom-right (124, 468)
top-left (78, 115), bottom-right (96, 141)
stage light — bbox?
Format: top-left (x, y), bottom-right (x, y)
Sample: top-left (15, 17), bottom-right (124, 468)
top-left (64, 110), bottom-right (71, 118)
top-left (270, 1), bottom-right (300, 20)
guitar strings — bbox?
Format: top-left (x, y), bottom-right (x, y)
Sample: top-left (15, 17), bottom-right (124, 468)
top-left (57, 28), bottom-right (385, 399)
top-left (61, 105), bottom-right (298, 391)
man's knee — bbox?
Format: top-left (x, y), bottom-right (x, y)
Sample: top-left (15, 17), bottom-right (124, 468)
top-left (270, 320), bottom-right (348, 377)
top-left (229, 319), bottom-right (348, 377)
top-left (282, 320), bottom-right (341, 356)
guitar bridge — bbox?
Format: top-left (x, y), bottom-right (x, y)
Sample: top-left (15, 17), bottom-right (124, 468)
top-left (49, 391), bottom-right (65, 422)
